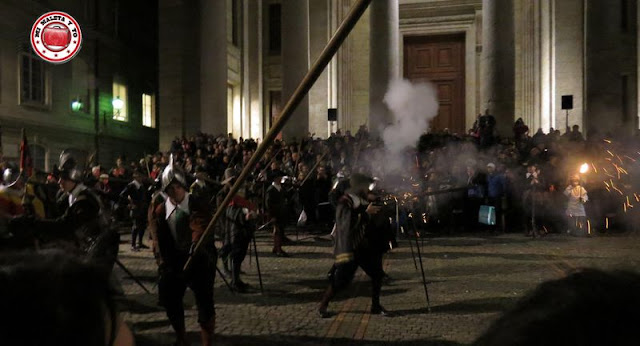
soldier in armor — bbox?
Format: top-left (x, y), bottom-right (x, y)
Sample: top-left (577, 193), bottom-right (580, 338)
top-left (148, 155), bottom-right (216, 346)
top-left (119, 169), bottom-right (150, 251)
top-left (13, 150), bottom-right (119, 270)
top-left (317, 173), bottom-right (390, 318)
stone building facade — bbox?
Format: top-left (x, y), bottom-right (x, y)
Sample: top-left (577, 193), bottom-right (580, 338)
top-left (0, 0), bottom-right (158, 171)
top-left (159, 0), bottom-right (638, 149)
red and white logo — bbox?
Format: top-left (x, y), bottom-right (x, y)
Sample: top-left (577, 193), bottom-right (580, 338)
top-left (30, 11), bottom-right (82, 64)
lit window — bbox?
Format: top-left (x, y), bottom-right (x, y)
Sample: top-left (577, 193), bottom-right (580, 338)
top-left (142, 93), bottom-right (155, 128)
top-left (20, 54), bottom-right (47, 105)
top-left (112, 81), bottom-right (127, 121)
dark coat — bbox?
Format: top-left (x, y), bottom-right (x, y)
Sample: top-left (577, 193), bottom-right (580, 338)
top-left (266, 184), bottom-right (287, 225)
top-left (333, 194), bottom-right (367, 264)
top-left (33, 185), bottom-right (118, 268)
top-left (120, 181), bottom-right (149, 219)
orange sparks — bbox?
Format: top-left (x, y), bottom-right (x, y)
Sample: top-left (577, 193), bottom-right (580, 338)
top-left (635, 193), bottom-right (639, 202)
top-left (613, 187), bottom-right (624, 195)
top-left (624, 203), bottom-right (628, 213)
top-left (604, 139), bottom-right (612, 143)
top-left (606, 187), bottom-right (611, 192)
top-left (604, 181), bottom-right (610, 188)
top-left (625, 155), bottom-right (636, 162)
top-left (606, 217), bottom-right (609, 229)
top-left (602, 167), bottom-right (609, 174)
top-left (591, 163), bottom-right (598, 173)
top-left (607, 150), bottom-right (614, 157)
top-left (587, 220), bottom-right (591, 235)
top-left (617, 155), bottom-right (624, 165)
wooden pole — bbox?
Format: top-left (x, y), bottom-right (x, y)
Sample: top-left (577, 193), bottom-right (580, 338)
top-left (185, 0), bottom-right (373, 271)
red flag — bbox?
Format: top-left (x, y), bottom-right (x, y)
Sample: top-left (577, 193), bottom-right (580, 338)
top-left (19, 129), bottom-right (32, 178)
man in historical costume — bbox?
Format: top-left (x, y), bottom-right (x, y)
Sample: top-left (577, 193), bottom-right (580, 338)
top-left (120, 169), bottom-right (150, 251)
top-left (222, 184), bottom-right (259, 292)
top-left (148, 156), bottom-right (216, 346)
top-left (317, 173), bottom-right (390, 318)
top-left (12, 151), bottom-right (119, 269)
top-left (189, 165), bottom-right (219, 212)
top-left (0, 169), bottom-right (44, 247)
top-left (217, 167), bottom-right (237, 275)
top-left (266, 170), bottom-right (289, 256)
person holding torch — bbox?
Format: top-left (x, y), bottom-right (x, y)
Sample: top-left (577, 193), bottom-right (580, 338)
top-left (564, 173), bottom-right (589, 236)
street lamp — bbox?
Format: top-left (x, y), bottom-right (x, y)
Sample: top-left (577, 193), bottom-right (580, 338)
top-left (71, 98), bottom-right (83, 112)
top-left (112, 96), bottom-right (124, 111)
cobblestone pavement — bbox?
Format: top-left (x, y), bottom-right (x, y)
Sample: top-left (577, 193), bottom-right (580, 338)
top-left (115, 228), bottom-right (640, 345)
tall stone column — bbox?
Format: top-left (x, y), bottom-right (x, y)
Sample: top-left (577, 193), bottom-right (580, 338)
top-left (158, 0), bottom-right (188, 148)
top-left (481, 0), bottom-right (515, 137)
top-left (200, 0), bottom-right (227, 135)
top-left (369, 0), bottom-right (399, 135)
top-left (554, 0), bottom-right (584, 133)
top-left (308, 0), bottom-right (330, 138)
top-left (244, 0), bottom-right (263, 140)
top-left (282, 0), bottom-right (309, 140)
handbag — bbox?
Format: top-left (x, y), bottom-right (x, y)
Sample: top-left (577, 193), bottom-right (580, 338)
top-left (478, 205), bottom-right (496, 225)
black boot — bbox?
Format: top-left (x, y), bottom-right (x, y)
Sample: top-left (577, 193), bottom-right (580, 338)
top-left (371, 278), bottom-right (391, 317)
top-left (231, 259), bottom-right (249, 293)
top-left (222, 256), bottom-right (231, 277)
top-left (317, 285), bottom-right (334, 318)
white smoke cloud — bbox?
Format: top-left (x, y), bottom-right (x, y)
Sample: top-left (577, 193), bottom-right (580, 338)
top-left (381, 78), bottom-right (439, 172)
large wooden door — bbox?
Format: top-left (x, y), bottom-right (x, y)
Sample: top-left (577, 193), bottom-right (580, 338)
top-left (404, 35), bottom-right (465, 135)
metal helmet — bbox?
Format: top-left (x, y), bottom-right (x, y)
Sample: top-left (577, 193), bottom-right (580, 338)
top-left (2, 168), bottom-right (22, 187)
top-left (368, 177), bottom-right (381, 192)
top-left (59, 149), bottom-right (87, 182)
top-left (161, 154), bottom-right (187, 191)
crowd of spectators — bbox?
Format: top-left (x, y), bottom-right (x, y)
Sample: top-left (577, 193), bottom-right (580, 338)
top-left (47, 117), bottom-right (640, 237)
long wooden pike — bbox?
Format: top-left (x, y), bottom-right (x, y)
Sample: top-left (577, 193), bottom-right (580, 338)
top-left (185, 0), bottom-right (373, 271)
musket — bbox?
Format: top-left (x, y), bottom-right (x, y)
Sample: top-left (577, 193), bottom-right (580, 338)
top-left (184, 0), bottom-right (373, 271)
top-left (299, 151), bottom-right (328, 186)
top-left (257, 147), bottom-right (284, 179)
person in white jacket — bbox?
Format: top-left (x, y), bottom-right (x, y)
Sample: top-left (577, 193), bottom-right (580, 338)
top-left (564, 174), bottom-right (588, 235)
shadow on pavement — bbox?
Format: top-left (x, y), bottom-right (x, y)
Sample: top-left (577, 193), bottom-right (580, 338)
top-left (135, 332), bottom-right (463, 346)
top-left (428, 296), bottom-right (517, 314)
top-left (390, 251), bottom-right (591, 262)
